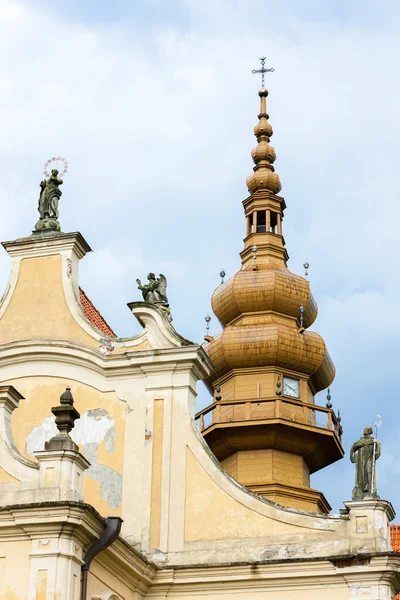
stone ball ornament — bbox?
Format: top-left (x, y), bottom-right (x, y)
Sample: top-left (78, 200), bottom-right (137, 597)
top-left (43, 156), bottom-right (69, 178)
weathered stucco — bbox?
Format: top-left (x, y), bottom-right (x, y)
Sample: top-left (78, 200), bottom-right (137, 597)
top-left (27, 408), bottom-right (122, 509)
top-left (0, 254), bottom-right (100, 347)
top-left (7, 376), bottom-right (125, 516)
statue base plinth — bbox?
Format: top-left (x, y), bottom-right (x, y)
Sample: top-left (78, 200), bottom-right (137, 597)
top-left (33, 218), bottom-right (61, 234)
top-left (344, 498), bottom-right (395, 554)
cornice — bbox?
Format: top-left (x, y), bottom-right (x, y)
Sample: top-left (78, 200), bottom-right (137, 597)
top-left (0, 502), bottom-right (397, 592)
top-left (148, 554), bottom-right (400, 593)
top-left (242, 191), bottom-right (287, 212)
top-left (2, 231), bottom-right (92, 259)
top-left (343, 499), bottom-right (396, 522)
top-left (0, 501), bottom-right (155, 585)
top-left (0, 339), bottom-right (212, 383)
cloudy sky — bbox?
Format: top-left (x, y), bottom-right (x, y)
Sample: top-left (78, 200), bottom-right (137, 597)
top-left (1, 0), bottom-right (400, 514)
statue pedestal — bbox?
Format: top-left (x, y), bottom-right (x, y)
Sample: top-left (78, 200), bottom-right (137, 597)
top-left (344, 499), bottom-right (395, 554)
top-left (34, 448), bottom-right (89, 502)
top-left (33, 217), bottom-right (61, 233)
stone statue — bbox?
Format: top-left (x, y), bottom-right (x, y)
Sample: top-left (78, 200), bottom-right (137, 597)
top-left (136, 273), bottom-right (172, 320)
top-left (350, 426), bottom-right (381, 500)
top-left (136, 273), bottom-right (168, 305)
top-left (34, 169), bottom-right (63, 232)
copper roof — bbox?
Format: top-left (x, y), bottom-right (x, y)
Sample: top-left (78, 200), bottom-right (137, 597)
top-left (79, 287), bottom-right (117, 338)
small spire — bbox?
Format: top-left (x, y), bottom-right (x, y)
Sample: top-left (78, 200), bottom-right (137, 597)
top-left (303, 260), bottom-right (309, 278)
top-left (276, 373), bottom-right (282, 396)
top-left (220, 269), bottom-right (226, 284)
top-left (246, 63), bottom-right (281, 196)
top-left (252, 244), bottom-right (258, 271)
top-left (326, 388), bottom-right (332, 409)
top-left (215, 379), bottom-right (222, 402)
top-left (205, 313), bottom-right (211, 336)
top-left (299, 305), bottom-right (305, 328)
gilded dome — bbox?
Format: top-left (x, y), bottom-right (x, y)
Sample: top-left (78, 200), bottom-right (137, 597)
top-left (205, 323), bottom-right (335, 393)
top-left (246, 169), bottom-right (282, 195)
top-left (212, 266), bottom-right (317, 328)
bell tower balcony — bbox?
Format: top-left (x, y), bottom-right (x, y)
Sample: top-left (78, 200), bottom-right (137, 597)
top-left (195, 395), bottom-right (343, 514)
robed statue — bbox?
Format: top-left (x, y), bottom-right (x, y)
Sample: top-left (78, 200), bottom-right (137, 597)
top-left (350, 426), bottom-right (381, 500)
top-left (35, 169), bottom-right (63, 232)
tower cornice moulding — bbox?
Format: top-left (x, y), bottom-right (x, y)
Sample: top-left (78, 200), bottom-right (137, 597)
top-left (2, 231), bottom-right (92, 260)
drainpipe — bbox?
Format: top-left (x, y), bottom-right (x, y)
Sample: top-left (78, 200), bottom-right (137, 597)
top-left (81, 516), bottom-right (123, 600)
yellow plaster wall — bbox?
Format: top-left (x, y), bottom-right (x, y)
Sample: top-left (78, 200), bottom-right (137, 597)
top-left (0, 255), bottom-right (98, 347)
top-left (89, 558), bottom-right (135, 600)
top-left (184, 447), bottom-right (312, 542)
top-left (4, 376), bottom-right (126, 517)
top-left (0, 467), bottom-right (19, 483)
top-left (0, 540), bottom-right (31, 600)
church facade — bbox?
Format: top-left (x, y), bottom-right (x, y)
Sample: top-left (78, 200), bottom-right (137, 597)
top-left (0, 79), bottom-right (398, 600)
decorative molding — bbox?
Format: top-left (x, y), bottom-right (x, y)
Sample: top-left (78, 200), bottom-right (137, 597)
top-left (0, 386), bottom-right (38, 481)
top-left (1, 232), bottom-right (92, 259)
top-left (0, 339), bottom-right (212, 388)
top-left (127, 303), bottom-right (193, 349)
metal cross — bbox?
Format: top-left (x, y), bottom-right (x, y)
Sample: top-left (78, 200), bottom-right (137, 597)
top-left (252, 57), bottom-right (274, 88)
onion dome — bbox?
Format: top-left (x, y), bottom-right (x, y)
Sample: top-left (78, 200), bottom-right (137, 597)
top-left (211, 266), bottom-right (318, 328)
top-left (206, 324), bottom-right (335, 394)
top-left (204, 83), bottom-right (336, 394)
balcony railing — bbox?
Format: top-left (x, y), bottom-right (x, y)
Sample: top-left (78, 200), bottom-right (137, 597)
top-left (195, 396), bottom-right (343, 445)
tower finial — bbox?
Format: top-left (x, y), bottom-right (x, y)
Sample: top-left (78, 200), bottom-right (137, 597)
top-left (252, 57), bottom-right (274, 89)
top-left (246, 62), bottom-right (281, 196)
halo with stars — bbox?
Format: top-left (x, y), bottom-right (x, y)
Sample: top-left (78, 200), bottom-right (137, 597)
top-left (43, 157), bottom-right (69, 178)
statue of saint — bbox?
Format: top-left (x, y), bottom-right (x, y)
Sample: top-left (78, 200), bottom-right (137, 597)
top-left (350, 426), bottom-right (381, 500)
top-left (38, 169), bottom-right (63, 220)
top-left (136, 273), bottom-right (168, 305)
top-left (35, 169), bottom-right (63, 232)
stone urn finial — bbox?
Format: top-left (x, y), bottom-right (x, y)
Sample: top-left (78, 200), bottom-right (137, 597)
top-left (59, 386), bottom-right (74, 405)
top-left (45, 387), bottom-right (80, 452)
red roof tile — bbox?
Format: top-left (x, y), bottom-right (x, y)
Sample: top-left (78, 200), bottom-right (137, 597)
top-left (391, 524), bottom-right (400, 551)
top-left (79, 287), bottom-right (117, 338)
top-left (390, 525), bottom-right (400, 599)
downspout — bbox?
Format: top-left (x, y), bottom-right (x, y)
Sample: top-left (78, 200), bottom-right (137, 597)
top-left (81, 516), bottom-right (123, 600)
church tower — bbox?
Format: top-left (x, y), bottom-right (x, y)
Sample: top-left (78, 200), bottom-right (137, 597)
top-left (200, 80), bottom-right (344, 513)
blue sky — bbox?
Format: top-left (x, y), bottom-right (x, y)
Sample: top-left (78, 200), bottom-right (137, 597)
top-left (0, 0), bottom-right (399, 514)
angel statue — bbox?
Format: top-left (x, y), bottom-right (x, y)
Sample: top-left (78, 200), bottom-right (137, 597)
top-left (35, 169), bottom-right (63, 232)
top-left (136, 273), bottom-right (169, 305)
top-left (350, 426), bottom-right (381, 500)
